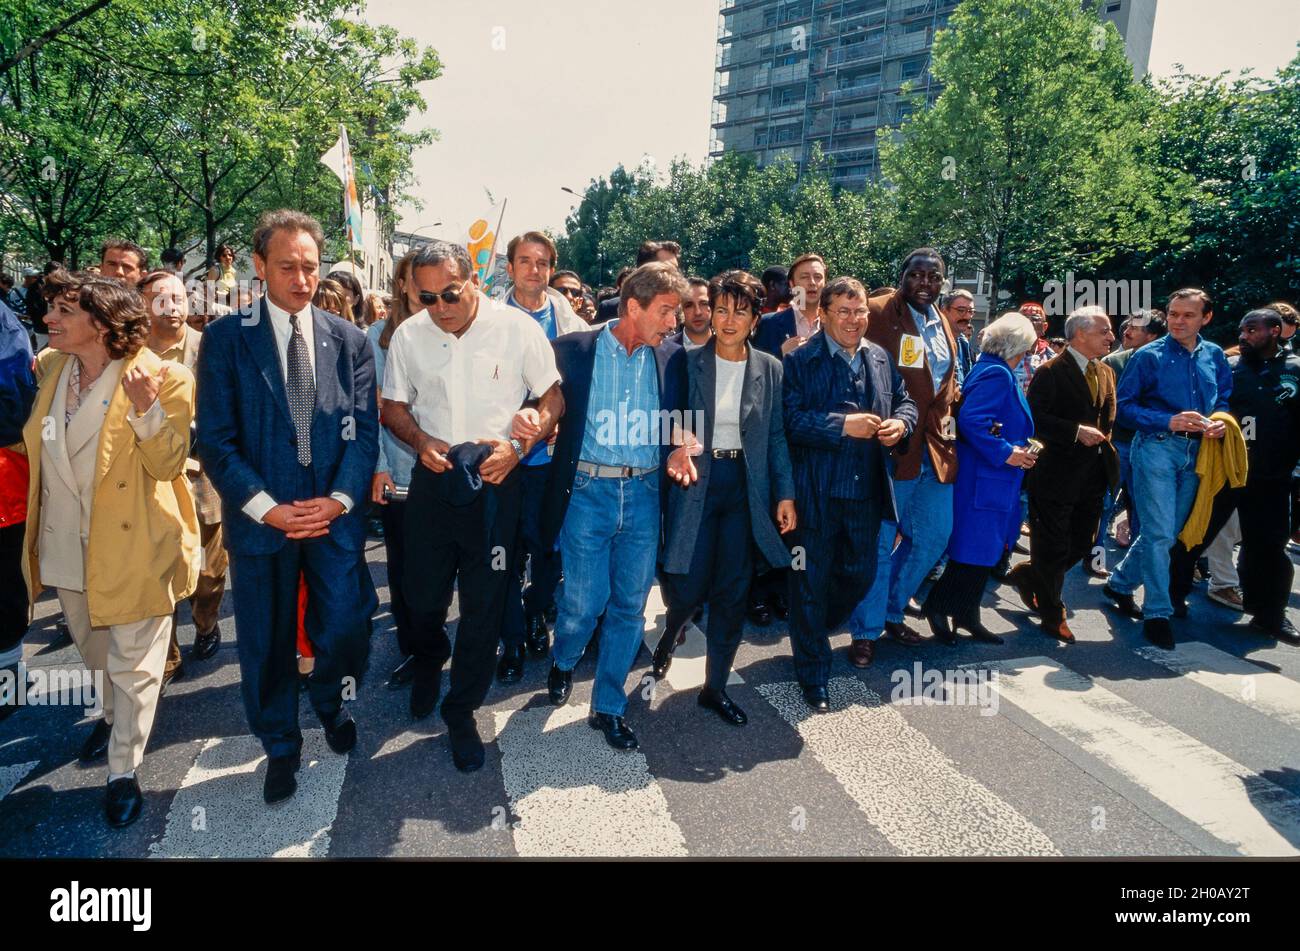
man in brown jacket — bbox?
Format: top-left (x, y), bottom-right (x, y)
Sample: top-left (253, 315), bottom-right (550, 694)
top-left (847, 248), bottom-right (962, 664)
top-left (1007, 305), bottom-right (1119, 642)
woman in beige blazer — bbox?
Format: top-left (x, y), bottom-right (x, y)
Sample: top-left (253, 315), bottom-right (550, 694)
top-left (17, 271), bottom-right (198, 828)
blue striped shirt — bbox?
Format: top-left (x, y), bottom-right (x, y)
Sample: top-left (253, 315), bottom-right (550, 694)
top-left (908, 302), bottom-right (953, 394)
top-left (579, 321), bottom-right (661, 470)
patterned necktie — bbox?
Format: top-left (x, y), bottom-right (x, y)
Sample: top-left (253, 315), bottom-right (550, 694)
top-left (287, 312), bottom-right (314, 466)
top-left (1085, 359), bottom-right (1100, 404)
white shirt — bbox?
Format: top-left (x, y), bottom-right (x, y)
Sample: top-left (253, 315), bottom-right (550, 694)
top-left (243, 297), bottom-right (352, 524)
top-left (713, 355), bottom-right (746, 451)
top-left (384, 292), bottom-right (561, 445)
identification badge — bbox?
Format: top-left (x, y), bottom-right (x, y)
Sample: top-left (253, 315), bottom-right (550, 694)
top-left (899, 334), bottom-right (924, 369)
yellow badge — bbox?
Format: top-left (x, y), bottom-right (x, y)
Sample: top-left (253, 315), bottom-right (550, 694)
top-left (899, 334), bottom-right (925, 369)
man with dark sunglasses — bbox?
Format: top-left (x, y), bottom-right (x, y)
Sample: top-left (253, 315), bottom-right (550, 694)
top-left (381, 240), bottom-right (564, 773)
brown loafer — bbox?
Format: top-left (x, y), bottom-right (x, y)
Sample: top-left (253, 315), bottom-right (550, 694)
top-left (883, 620), bottom-right (924, 646)
top-left (848, 639), bottom-right (875, 668)
top-left (1043, 618), bottom-right (1076, 643)
top-left (1005, 563), bottom-right (1039, 612)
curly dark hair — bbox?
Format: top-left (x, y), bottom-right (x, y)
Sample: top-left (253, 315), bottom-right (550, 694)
top-left (46, 269), bottom-right (149, 360)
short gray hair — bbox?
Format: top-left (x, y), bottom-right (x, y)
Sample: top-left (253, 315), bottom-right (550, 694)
top-left (1064, 305), bottom-right (1109, 341)
top-left (979, 312), bottom-right (1038, 362)
top-left (412, 240), bottom-right (473, 279)
top-left (940, 289), bottom-right (975, 310)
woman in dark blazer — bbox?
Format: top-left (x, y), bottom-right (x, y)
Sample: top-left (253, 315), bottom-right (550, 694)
top-left (656, 270), bottom-right (797, 725)
top-left (924, 312), bottom-right (1039, 644)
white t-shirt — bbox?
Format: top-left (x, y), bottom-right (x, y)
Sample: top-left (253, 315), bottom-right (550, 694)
top-left (383, 292), bottom-right (561, 445)
top-left (713, 355), bottom-right (746, 451)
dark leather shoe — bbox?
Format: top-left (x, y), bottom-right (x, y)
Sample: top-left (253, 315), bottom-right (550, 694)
top-left (105, 776), bottom-right (143, 828)
top-left (847, 639), bottom-right (875, 668)
top-left (1103, 584), bottom-right (1143, 620)
top-left (547, 664), bottom-right (572, 706)
top-left (698, 687), bottom-right (747, 725)
top-left (1042, 618), bottom-right (1076, 644)
top-left (410, 666), bottom-right (441, 720)
top-left (1250, 616), bottom-right (1300, 645)
top-left (801, 685), bottom-right (830, 712)
top-left (322, 707), bottom-right (356, 754)
top-left (746, 600), bottom-right (772, 626)
top-left (588, 712), bottom-right (638, 750)
top-left (884, 620), bottom-right (924, 646)
top-left (904, 598), bottom-right (924, 619)
top-left (161, 661), bottom-right (184, 695)
top-left (263, 753), bottom-right (300, 804)
top-left (51, 620), bottom-right (73, 650)
top-left (496, 643), bottom-right (525, 683)
top-left (925, 609), bottom-right (958, 645)
top-left (192, 628), bottom-right (220, 660)
top-left (1005, 563), bottom-right (1039, 612)
top-left (1143, 617), bottom-right (1175, 650)
top-left (769, 590), bottom-right (789, 621)
top-left (651, 627), bottom-right (680, 679)
top-left (79, 719), bottom-right (111, 763)
top-left (446, 718), bottom-right (485, 772)
top-left (955, 615), bottom-right (1004, 644)
top-left (386, 655), bottom-right (417, 689)
top-left (524, 614), bottom-right (551, 658)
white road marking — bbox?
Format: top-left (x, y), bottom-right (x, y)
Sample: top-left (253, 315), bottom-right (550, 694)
top-left (494, 702), bottom-right (688, 857)
top-left (150, 730), bottom-right (346, 858)
top-left (757, 677), bottom-right (1059, 856)
top-left (1136, 641), bottom-right (1300, 729)
top-left (0, 761), bottom-right (38, 801)
top-left (986, 656), bottom-right (1300, 856)
top-left (641, 583), bottom-right (742, 692)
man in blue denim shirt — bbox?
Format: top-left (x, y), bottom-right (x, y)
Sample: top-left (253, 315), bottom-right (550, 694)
top-left (1103, 289), bottom-right (1232, 649)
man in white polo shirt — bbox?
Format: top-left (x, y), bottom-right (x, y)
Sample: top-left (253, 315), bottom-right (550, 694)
top-left (381, 240), bottom-right (564, 772)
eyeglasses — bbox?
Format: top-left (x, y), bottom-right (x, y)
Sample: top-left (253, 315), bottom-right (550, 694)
top-left (418, 279), bottom-right (470, 306)
top-left (556, 285), bottom-right (583, 298)
top-left (831, 307), bottom-right (869, 320)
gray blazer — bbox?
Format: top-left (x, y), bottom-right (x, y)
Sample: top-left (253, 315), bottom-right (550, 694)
top-left (662, 339), bottom-right (796, 574)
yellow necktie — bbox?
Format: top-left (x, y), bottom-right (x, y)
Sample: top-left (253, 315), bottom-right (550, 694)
top-left (1085, 360), bottom-right (1100, 403)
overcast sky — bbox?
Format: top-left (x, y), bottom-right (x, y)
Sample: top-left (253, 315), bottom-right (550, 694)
top-left (364, 0), bottom-right (1300, 242)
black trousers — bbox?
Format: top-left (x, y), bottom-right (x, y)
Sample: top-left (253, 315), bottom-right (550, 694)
top-left (502, 463), bottom-right (562, 647)
top-left (403, 465), bottom-right (522, 724)
top-left (924, 560), bottom-right (993, 624)
top-left (0, 521), bottom-right (27, 658)
top-left (380, 496), bottom-right (443, 658)
top-left (662, 458), bottom-right (753, 692)
top-left (787, 496), bottom-right (881, 688)
top-left (1236, 477), bottom-right (1293, 627)
top-left (1169, 484), bottom-right (1239, 608)
top-left (1025, 470), bottom-right (1107, 622)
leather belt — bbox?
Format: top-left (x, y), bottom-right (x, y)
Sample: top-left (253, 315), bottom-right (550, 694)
top-left (576, 460), bottom-right (656, 478)
top-left (711, 449), bottom-right (743, 459)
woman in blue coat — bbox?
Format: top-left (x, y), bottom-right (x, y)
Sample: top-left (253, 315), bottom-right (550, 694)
top-left (923, 313), bottom-right (1039, 644)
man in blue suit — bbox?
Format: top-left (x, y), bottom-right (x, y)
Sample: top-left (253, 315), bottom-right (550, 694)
top-left (196, 209), bottom-right (378, 805)
top-left (782, 276), bottom-right (917, 712)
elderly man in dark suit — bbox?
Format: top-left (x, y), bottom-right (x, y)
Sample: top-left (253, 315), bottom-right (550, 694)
top-left (1006, 305), bottom-right (1118, 643)
top-left (782, 276), bottom-right (917, 712)
top-left (197, 209), bottom-right (378, 805)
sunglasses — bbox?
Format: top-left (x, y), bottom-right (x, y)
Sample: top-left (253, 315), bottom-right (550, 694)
top-left (418, 279), bottom-right (470, 306)
top-left (556, 285), bottom-right (583, 298)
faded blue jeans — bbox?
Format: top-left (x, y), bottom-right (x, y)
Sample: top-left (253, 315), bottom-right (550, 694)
top-left (850, 456), bottom-right (953, 640)
top-left (551, 469), bottom-right (660, 718)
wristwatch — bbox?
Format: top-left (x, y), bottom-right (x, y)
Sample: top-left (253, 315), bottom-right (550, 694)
top-left (509, 437), bottom-right (525, 459)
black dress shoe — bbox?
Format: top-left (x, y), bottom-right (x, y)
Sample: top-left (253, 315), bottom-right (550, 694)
top-left (191, 628), bottom-right (220, 661)
top-left (769, 590), bottom-right (789, 621)
top-left (698, 688), bottom-right (747, 725)
top-left (1103, 584), bottom-right (1143, 620)
top-left (161, 661), bottom-right (184, 695)
top-left (925, 609), bottom-right (958, 645)
top-left (386, 655), bottom-right (417, 689)
top-left (547, 664), bottom-right (572, 706)
top-left (51, 621), bottom-right (73, 650)
top-left (322, 707), bottom-right (356, 754)
top-left (1143, 617), bottom-right (1175, 650)
top-left (746, 600), bottom-right (772, 627)
top-left (263, 753), bottom-right (301, 804)
top-left (410, 666), bottom-right (442, 719)
top-left (1250, 616), bottom-right (1300, 645)
top-left (496, 643), bottom-right (525, 683)
top-left (446, 718), bottom-right (485, 772)
top-left (955, 615), bottom-right (1004, 644)
top-left (904, 598), bottom-right (925, 619)
top-left (105, 776), bottom-right (143, 828)
top-left (524, 614), bottom-right (551, 658)
top-left (588, 712), bottom-right (638, 750)
top-left (79, 719), bottom-right (111, 763)
top-left (801, 685), bottom-right (830, 712)
top-left (651, 627), bottom-right (680, 679)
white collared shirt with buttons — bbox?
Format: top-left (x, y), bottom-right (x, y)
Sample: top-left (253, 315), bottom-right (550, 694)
top-left (383, 291), bottom-right (561, 445)
top-left (243, 297), bottom-right (354, 524)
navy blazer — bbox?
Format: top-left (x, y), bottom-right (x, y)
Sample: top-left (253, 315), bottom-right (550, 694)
top-left (781, 331), bottom-right (918, 530)
top-left (540, 327), bottom-right (686, 552)
top-left (196, 298), bottom-right (378, 556)
top-left (753, 307), bottom-right (798, 360)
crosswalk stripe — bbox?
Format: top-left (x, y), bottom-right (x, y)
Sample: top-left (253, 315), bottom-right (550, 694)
top-left (149, 730), bottom-right (346, 858)
top-left (493, 702), bottom-right (688, 857)
top-left (0, 761), bottom-right (37, 802)
top-left (985, 656), bottom-right (1300, 856)
top-left (1136, 641), bottom-right (1300, 729)
top-left (640, 584), bottom-right (742, 692)
top-left (756, 677), bottom-right (1060, 856)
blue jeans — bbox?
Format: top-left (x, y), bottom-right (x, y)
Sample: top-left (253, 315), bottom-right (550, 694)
top-left (849, 457), bottom-right (953, 640)
top-left (551, 469), bottom-right (660, 718)
top-left (1109, 432), bottom-right (1200, 619)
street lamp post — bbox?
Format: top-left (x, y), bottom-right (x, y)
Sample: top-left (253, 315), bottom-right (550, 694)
top-left (561, 186), bottom-right (605, 287)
